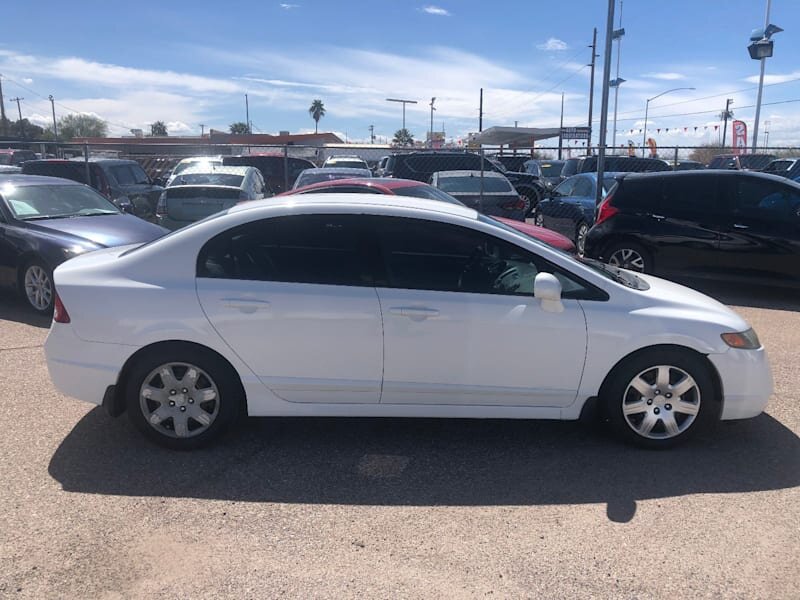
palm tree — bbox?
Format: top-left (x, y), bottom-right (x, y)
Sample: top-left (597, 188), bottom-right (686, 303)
top-left (392, 128), bottom-right (414, 146)
top-left (149, 121), bottom-right (168, 136)
top-left (308, 99), bottom-right (326, 134)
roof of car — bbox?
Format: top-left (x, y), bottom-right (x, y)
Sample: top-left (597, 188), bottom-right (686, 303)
top-left (0, 174), bottom-right (81, 187)
top-left (286, 178), bottom-right (425, 195)
top-left (433, 170), bottom-right (506, 178)
top-left (622, 169), bottom-right (798, 185)
top-left (68, 157), bottom-right (140, 165)
top-left (230, 192), bottom-right (477, 219)
top-left (300, 167), bottom-right (371, 174)
top-left (175, 156), bottom-right (223, 164)
top-left (173, 165), bottom-right (251, 176)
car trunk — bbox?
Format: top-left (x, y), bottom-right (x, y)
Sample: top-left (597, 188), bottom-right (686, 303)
top-left (165, 186), bottom-right (241, 222)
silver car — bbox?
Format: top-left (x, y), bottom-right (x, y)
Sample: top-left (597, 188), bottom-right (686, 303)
top-left (156, 165), bottom-right (266, 230)
top-left (292, 167), bottom-right (372, 189)
top-left (430, 170), bottom-right (527, 221)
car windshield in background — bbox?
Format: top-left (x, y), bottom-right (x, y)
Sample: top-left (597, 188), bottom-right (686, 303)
top-left (110, 164), bottom-right (150, 185)
top-left (328, 161), bottom-right (367, 169)
top-left (437, 176), bottom-right (512, 193)
top-left (1, 184), bottom-right (120, 220)
top-left (174, 161), bottom-right (222, 175)
top-left (296, 169), bottom-right (371, 187)
top-left (540, 163), bottom-right (563, 177)
top-left (393, 185), bottom-right (464, 204)
top-left (171, 173), bottom-right (245, 187)
top-left (739, 155), bottom-right (776, 170)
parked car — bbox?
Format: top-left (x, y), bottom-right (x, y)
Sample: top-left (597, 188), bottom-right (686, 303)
top-left (45, 193), bottom-right (771, 450)
top-left (166, 156), bottom-right (223, 185)
top-left (525, 159), bottom-right (566, 189)
top-left (762, 157), bottom-right (800, 180)
top-left (672, 160), bottom-right (706, 171)
top-left (584, 171), bottom-right (800, 287)
top-left (292, 167), bottom-right (372, 189)
top-left (0, 175), bottom-right (167, 313)
top-left (561, 155), bottom-right (672, 179)
top-left (156, 166), bottom-right (266, 230)
top-left (374, 156), bottom-right (390, 176)
top-left (534, 173), bottom-right (619, 255)
top-left (0, 149), bottom-right (37, 166)
top-left (23, 158), bottom-right (164, 221)
top-left (323, 155), bottom-right (370, 170)
top-left (0, 165), bottom-right (22, 174)
top-left (283, 177), bottom-right (576, 252)
top-left (222, 154), bottom-right (316, 195)
top-left (430, 170), bottom-right (526, 221)
top-left (491, 155), bottom-right (531, 172)
top-left (707, 154), bottom-right (776, 171)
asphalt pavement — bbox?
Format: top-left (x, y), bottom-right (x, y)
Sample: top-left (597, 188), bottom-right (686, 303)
top-left (1, 281), bottom-right (798, 599)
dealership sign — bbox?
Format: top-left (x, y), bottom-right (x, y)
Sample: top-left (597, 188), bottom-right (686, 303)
top-left (560, 127), bottom-right (590, 140)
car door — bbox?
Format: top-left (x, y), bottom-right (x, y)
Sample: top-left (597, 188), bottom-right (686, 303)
top-left (716, 175), bottom-right (800, 285)
top-left (196, 214), bottom-right (383, 404)
top-left (540, 177), bottom-right (576, 232)
top-left (370, 216), bottom-right (588, 407)
top-left (557, 176), bottom-right (594, 238)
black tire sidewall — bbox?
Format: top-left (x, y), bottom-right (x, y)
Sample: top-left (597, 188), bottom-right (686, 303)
top-left (124, 346), bottom-right (242, 449)
top-left (603, 349), bottom-right (719, 449)
top-left (19, 259), bottom-right (54, 315)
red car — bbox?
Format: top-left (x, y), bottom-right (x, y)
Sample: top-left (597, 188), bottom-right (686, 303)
top-left (281, 178), bottom-right (576, 253)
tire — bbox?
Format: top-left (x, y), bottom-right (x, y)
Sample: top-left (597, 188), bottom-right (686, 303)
top-left (605, 241), bottom-right (652, 273)
top-left (124, 345), bottom-right (244, 450)
top-left (575, 222), bottom-right (589, 256)
top-left (522, 187), bottom-right (542, 218)
top-left (602, 348), bottom-right (719, 449)
top-left (19, 259), bottom-right (54, 315)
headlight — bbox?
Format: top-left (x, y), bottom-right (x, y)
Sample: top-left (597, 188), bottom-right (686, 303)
top-left (721, 328), bottom-right (761, 349)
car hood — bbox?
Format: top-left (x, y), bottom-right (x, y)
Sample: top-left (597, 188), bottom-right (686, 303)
top-left (27, 214), bottom-right (169, 248)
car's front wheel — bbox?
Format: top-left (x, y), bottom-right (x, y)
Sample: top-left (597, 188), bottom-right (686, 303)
top-left (124, 345), bottom-right (243, 449)
top-left (20, 259), bottom-right (54, 314)
top-left (603, 349), bottom-right (719, 449)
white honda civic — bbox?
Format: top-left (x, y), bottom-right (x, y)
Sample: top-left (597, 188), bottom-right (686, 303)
top-left (44, 194), bottom-right (773, 450)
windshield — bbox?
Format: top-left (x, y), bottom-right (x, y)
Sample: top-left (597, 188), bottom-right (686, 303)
top-left (437, 176), bottom-right (512, 193)
top-left (110, 164), bottom-right (150, 185)
top-left (173, 160), bottom-right (222, 175)
top-left (170, 173), bottom-right (244, 187)
top-left (1, 183), bottom-right (120, 220)
top-left (540, 162), bottom-right (564, 177)
top-left (327, 160), bottom-right (366, 169)
top-left (295, 170), bottom-right (371, 188)
top-left (393, 185), bottom-right (465, 204)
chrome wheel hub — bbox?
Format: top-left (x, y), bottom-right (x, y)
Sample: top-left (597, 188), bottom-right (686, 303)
top-left (576, 225), bottom-right (588, 256)
top-left (140, 363), bottom-right (220, 438)
top-left (608, 248), bottom-right (645, 272)
top-left (622, 365), bottom-right (700, 440)
top-left (24, 265), bottom-right (52, 311)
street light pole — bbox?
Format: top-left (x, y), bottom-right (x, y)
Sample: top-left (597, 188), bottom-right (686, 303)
top-left (640, 87), bottom-right (696, 157)
top-left (386, 98), bottom-right (418, 132)
top-left (752, 0), bottom-right (772, 151)
top-left (429, 97), bottom-right (436, 148)
top-left (610, 0), bottom-right (625, 152)
top-left (49, 95), bottom-right (58, 141)
top-left (595, 0), bottom-right (616, 207)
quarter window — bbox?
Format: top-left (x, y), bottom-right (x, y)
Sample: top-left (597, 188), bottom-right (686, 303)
top-left (660, 176), bottom-right (720, 216)
top-left (736, 178), bottom-right (791, 218)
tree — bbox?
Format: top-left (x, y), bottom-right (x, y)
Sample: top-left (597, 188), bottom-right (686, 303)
top-left (308, 99), bottom-right (326, 134)
top-left (688, 143), bottom-right (732, 165)
top-left (150, 121), bottom-right (168, 136)
top-left (229, 122), bottom-right (250, 135)
top-left (57, 114), bottom-right (108, 140)
top-left (392, 128), bottom-right (414, 146)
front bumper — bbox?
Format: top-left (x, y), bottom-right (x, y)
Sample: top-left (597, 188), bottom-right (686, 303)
top-left (709, 346), bottom-right (773, 420)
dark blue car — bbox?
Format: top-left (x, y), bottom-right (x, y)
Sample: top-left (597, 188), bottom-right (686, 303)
top-left (533, 173), bottom-right (619, 254)
top-left (0, 175), bottom-right (168, 314)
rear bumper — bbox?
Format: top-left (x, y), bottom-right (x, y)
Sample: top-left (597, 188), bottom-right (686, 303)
top-left (44, 323), bottom-right (134, 406)
top-left (709, 347), bottom-right (773, 420)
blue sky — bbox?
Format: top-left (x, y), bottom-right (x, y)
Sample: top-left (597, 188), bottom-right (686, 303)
top-left (2, 0), bottom-right (799, 147)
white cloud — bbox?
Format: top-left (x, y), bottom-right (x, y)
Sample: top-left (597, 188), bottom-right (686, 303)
top-left (744, 70), bottom-right (800, 85)
top-left (537, 38), bottom-right (568, 51)
top-left (279, 3), bottom-right (299, 9)
top-left (642, 72), bottom-right (686, 80)
top-left (421, 5), bottom-right (450, 16)
top-left (22, 77), bottom-right (33, 84)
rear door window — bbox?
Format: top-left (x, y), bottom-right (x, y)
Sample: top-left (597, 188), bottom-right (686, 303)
top-left (660, 175), bottom-right (721, 217)
top-left (613, 178), bottom-right (661, 213)
top-left (571, 177), bottom-right (593, 197)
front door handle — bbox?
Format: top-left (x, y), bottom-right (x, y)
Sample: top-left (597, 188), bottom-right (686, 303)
top-left (389, 307), bottom-right (440, 320)
top-left (222, 298), bottom-right (271, 313)
top-left (651, 214), bottom-right (666, 221)
top-left (733, 223), bottom-right (750, 230)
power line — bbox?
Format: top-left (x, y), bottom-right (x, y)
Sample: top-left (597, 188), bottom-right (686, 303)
top-left (608, 97), bottom-right (800, 124)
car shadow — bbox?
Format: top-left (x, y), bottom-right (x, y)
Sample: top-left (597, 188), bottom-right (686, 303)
top-left (671, 278), bottom-right (800, 312)
top-left (0, 292), bottom-right (51, 328)
top-left (49, 410), bottom-right (800, 522)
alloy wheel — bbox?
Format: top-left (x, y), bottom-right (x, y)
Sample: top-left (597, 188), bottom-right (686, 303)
top-left (608, 247), bottom-right (645, 272)
top-left (139, 362), bottom-right (221, 439)
top-left (622, 365), bottom-right (701, 440)
top-left (576, 223), bottom-right (588, 256)
top-left (24, 265), bottom-right (52, 311)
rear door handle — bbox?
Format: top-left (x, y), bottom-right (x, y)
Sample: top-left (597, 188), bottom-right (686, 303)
top-left (222, 298), bottom-right (271, 313)
top-left (389, 307), bottom-right (440, 320)
top-left (733, 223), bottom-right (750, 230)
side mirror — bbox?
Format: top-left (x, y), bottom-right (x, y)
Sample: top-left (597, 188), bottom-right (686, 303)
top-left (534, 272), bottom-right (563, 313)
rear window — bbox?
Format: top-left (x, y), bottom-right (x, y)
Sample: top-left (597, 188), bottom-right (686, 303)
top-left (436, 175), bottom-right (512, 193)
top-left (539, 162), bottom-right (564, 177)
top-left (23, 162), bottom-right (88, 184)
top-left (109, 164), bottom-right (149, 185)
top-left (169, 173), bottom-right (244, 187)
top-left (401, 154), bottom-right (485, 174)
top-left (579, 156), bottom-right (671, 173)
top-left (393, 185), bottom-right (464, 204)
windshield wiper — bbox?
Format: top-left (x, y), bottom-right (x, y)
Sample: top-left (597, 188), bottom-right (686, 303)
top-left (22, 215), bottom-right (71, 221)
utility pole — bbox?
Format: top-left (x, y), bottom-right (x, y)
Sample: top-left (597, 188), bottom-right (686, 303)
top-left (721, 98), bottom-right (733, 148)
top-left (610, 0), bottom-right (625, 152)
top-left (479, 88), bottom-right (483, 132)
top-left (10, 96), bottom-right (24, 138)
top-left (595, 0), bottom-right (616, 207)
top-left (0, 74), bottom-right (7, 135)
top-left (369, 124), bottom-right (375, 143)
top-left (49, 95), bottom-right (58, 141)
top-left (429, 97), bottom-right (436, 148)
top-left (245, 93), bottom-right (251, 134)
top-left (558, 92), bottom-right (564, 160)
top-left (587, 28), bottom-right (598, 154)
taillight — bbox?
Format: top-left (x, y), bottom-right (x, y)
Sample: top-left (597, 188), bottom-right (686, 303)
top-left (595, 194), bottom-right (619, 225)
top-left (53, 292), bottom-right (70, 323)
top-left (501, 197), bottom-right (526, 211)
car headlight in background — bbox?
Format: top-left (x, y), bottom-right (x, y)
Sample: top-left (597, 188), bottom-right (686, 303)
top-left (721, 328), bottom-right (761, 349)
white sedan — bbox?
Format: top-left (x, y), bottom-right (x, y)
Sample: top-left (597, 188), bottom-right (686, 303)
top-left (44, 194), bottom-right (773, 449)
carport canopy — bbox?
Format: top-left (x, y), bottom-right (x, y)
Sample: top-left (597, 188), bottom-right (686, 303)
top-left (470, 126), bottom-right (561, 146)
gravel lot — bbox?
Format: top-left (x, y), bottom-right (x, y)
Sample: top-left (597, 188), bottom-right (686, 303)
top-left (1, 280), bottom-right (798, 599)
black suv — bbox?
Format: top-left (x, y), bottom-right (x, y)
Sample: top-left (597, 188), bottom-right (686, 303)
top-left (22, 158), bottom-right (164, 220)
top-left (561, 155), bottom-right (672, 179)
top-left (583, 171), bottom-right (800, 287)
top-left (383, 151), bottom-right (545, 212)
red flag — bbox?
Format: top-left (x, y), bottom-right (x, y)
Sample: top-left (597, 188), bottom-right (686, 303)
top-left (732, 120), bottom-right (747, 155)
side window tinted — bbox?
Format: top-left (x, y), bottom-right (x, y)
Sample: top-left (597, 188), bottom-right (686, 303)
top-left (197, 215), bottom-right (373, 286)
top-left (660, 176), bottom-right (719, 216)
top-left (554, 178), bottom-right (576, 197)
top-left (373, 217), bottom-right (592, 298)
top-left (571, 177), bottom-right (593, 197)
top-left (736, 178), bottom-right (790, 218)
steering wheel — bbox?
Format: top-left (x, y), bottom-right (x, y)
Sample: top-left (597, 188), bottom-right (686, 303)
top-left (492, 266), bottom-right (521, 293)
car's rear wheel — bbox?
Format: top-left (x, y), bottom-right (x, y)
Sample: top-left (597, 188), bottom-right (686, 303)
top-left (575, 222), bottom-right (589, 256)
top-left (125, 346), bottom-right (243, 449)
top-left (522, 188), bottom-right (541, 218)
top-left (606, 241), bottom-right (651, 273)
top-left (20, 260), bottom-right (54, 315)
top-left (603, 349), bottom-right (719, 449)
